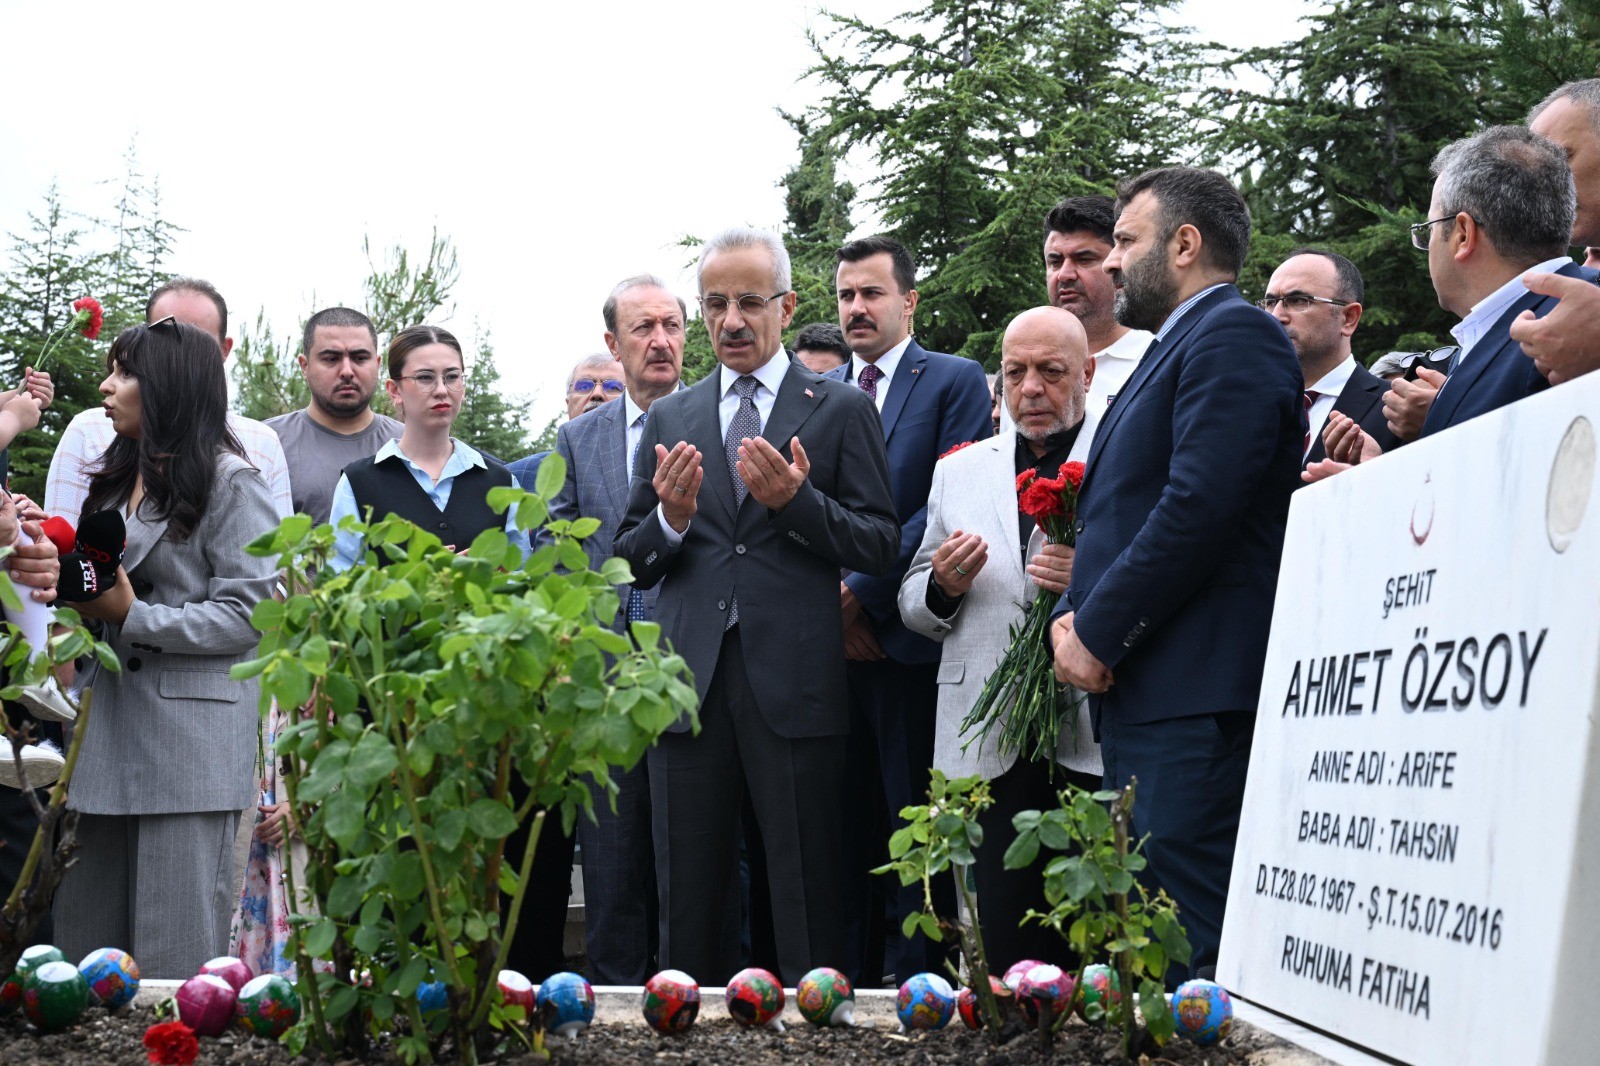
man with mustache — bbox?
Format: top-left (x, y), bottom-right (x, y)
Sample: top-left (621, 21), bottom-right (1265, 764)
top-left (1049, 167), bottom-right (1303, 979)
top-left (267, 306), bottom-right (402, 524)
top-left (825, 234), bottom-right (992, 986)
top-left (614, 227), bottom-right (898, 985)
top-left (1044, 195), bottom-right (1153, 432)
top-left (535, 274), bottom-right (687, 984)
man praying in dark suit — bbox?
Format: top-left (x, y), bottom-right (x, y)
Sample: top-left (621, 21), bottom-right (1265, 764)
top-left (613, 227), bottom-right (899, 985)
top-left (1258, 249), bottom-right (1400, 471)
top-left (1048, 167), bottom-right (1304, 977)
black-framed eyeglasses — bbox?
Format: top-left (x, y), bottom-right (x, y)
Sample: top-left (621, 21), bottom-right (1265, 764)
top-left (570, 378), bottom-right (625, 395)
top-left (399, 370), bottom-right (467, 391)
top-left (1256, 293), bottom-right (1350, 313)
top-left (1410, 214), bottom-right (1478, 251)
top-left (698, 292), bottom-right (788, 318)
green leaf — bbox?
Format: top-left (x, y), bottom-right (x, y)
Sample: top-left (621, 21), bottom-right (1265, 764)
top-left (933, 812), bottom-right (963, 838)
top-left (1003, 830), bottom-right (1040, 870)
top-left (536, 451), bottom-right (567, 498)
top-left (433, 808), bottom-right (467, 852)
top-left (569, 516), bottom-right (601, 539)
top-left (327, 984), bottom-right (360, 1023)
top-left (323, 789), bottom-right (365, 850)
top-left (466, 798), bottom-right (518, 838)
top-left (1037, 817), bottom-right (1073, 851)
top-left (599, 557), bottom-right (633, 584)
top-left (326, 874), bottom-right (364, 919)
top-left (344, 731), bottom-right (400, 792)
top-left (389, 852), bottom-right (425, 900)
top-left (1141, 977), bottom-right (1176, 1043)
top-left (887, 826), bottom-right (914, 859)
top-left (901, 911), bottom-right (922, 939)
top-left (918, 912), bottom-right (944, 943)
top-left (301, 919), bottom-right (337, 958)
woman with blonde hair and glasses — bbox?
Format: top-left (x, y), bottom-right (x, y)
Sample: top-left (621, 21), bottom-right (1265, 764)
top-left (328, 325), bottom-right (524, 570)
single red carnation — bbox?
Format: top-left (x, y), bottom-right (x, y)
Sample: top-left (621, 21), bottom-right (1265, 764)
top-left (1058, 461), bottom-right (1086, 491)
top-left (143, 1020), bottom-right (199, 1066)
top-left (1016, 467), bottom-right (1037, 494)
top-left (940, 440), bottom-right (975, 460)
top-left (1019, 478), bottom-right (1066, 520)
top-left (72, 296), bottom-right (104, 340)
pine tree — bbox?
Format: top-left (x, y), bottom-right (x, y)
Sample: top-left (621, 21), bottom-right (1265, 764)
top-left (1465, 0), bottom-right (1600, 112)
top-left (454, 330), bottom-right (532, 461)
top-left (231, 309), bottom-right (307, 421)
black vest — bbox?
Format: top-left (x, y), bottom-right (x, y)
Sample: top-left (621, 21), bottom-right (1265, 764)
top-left (342, 451), bottom-right (512, 563)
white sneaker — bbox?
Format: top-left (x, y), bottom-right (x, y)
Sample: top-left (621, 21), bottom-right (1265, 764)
top-left (0, 737), bottom-right (64, 789)
top-left (16, 678), bottom-right (76, 723)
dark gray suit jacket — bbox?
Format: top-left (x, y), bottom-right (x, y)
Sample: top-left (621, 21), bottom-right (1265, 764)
top-left (613, 359), bottom-right (899, 739)
top-left (536, 398), bottom-right (659, 633)
top-left (1304, 361), bottom-right (1401, 467)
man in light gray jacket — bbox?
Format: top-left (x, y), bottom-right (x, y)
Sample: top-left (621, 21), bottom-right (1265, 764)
top-left (897, 305), bottom-right (1100, 972)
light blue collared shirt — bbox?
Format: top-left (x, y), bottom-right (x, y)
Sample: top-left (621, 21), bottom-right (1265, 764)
top-left (328, 437), bottom-right (527, 571)
top-left (1155, 283), bottom-right (1230, 341)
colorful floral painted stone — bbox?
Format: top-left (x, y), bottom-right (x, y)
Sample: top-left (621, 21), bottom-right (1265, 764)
top-left (417, 980), bottom-right (448, 1015)
top-left (1171, 978), bottom-right (1233, 1045)
top-left (896, 972), bottom-right (955, 1032)
top-left (236, 974), bottom-right (301, 1038)
top-left (1075, 963), bottom-right (1122, 1024)
top-left (78, 947), bottom-right (140, 1009)
top-left (199, 956), bottom-right (254, 993)
top-left (1001, 958), bottom-right (1045, 993)
top-left (537, 971), bottom-right (595, 1036)
top-left (1017, 963), bottom-right (1075, 1029)
top-left (796, 967), bottom-right (854, 1027)
top-left (176, 973), bottom-right (238, 1036)
top-left (642, 969), bottom-right (700, 1034)
top-left (23, 960), bottom-right (88, 1031)
top-left (725, 967), bottom-right (785, 1030)
top-left (2, 945), bottom-right (66, 1014)
top-left (498, 969), bottom-right (535, 1015)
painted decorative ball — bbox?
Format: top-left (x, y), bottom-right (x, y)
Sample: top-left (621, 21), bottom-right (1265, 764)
top-left (1017, 963), bottom-right (1075, 1029)
top-left (1001, 958), bottom-right (1045, 993)
top-left (1075, 963), bottom-right (1122, 1024)
top-left (641, 969), bottom-right (700, 1034)
top-left (2, 945), bottom-right (66, 1014)
top-left (537, 971), bottom-right (595, 1036)
top-left (1171, 978), bottom-right (1233, 1045)
top-left (417, 980), bottom-right (449, 1015)
top-left (78, 947), bottom-right (141, 1009)
top-left (724, 967), bottom-right (785, 1030)
top-left (236, 973), bottom-right (301, 1038)
top-left (498, 969), bottom-right (536, 1015)
top-left (896, 972), bottom-right (956, 1032)
top-left (23, 960), bottom-right (88, 1031)
top-left (957, 986), bottom-right (982, 1030)
top-left (176, 973), bottom-right (237, 1037)
top-left (199, 956), bottom-right (254, 993)
top-left (796, 967), bottom-right (854, 1027)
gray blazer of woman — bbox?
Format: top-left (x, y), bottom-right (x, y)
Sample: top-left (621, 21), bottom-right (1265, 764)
top-left (70, 452), bottom-right (279, 815)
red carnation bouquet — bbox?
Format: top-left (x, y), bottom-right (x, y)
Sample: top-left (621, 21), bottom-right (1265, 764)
top-left (143, 1020), bottom-right (199, 1065)
top-left (959, 460), bottom-right (1087, 765)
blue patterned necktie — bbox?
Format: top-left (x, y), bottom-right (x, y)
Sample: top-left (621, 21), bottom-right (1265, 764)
top-left (723, 375), bottom-right (762, 628)
top-left (627, 409), bottom-right (649, 624)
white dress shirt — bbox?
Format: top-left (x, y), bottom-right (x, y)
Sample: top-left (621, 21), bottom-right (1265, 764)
top-left (45, 407), bottom-right (294, 527)
top-left (1449, 256), bottom-right (1572, 365)
top-left (1087, 328), bottom-right (1153, 418)
top-left (1303, 356), bottom-right (1358, 459)
top-left (660, 347), bottom-right (790, 543)
top-left (624, 391), bottom-right (649, 469)
top-left (848, 335), bottom-right (912, 412)
top-left (1155, 283), bottom-right (1230, 340)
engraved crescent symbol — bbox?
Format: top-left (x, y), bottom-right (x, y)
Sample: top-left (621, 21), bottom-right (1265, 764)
top-left (1410, 481), bottom-right (1434, 545)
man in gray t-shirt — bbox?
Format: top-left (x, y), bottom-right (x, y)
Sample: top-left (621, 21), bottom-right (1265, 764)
top-left (266, 307), bottom-right (403, 524)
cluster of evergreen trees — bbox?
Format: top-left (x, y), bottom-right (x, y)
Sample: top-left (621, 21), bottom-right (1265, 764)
top-left (683, 0), bottom-right (1600, 381)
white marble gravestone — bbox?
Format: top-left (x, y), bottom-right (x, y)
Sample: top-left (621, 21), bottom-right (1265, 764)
top-left (1217, 371), bottom-right (1600, 1066)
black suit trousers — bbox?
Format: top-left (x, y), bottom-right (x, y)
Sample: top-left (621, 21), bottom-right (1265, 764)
top-left (649, 626), bottom-right (846, 985)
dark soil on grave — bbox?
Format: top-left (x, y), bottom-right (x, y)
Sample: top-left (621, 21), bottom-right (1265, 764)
top-left (0, 1008), bottom-right (1272, 1065)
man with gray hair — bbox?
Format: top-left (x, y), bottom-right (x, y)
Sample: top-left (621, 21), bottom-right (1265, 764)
top-left (1510, 78), bottom-right (1600, 386)
top-left (506, 352), bottom-right (625, 490)
top-left (613, 226), bottom-right (898, 985)
top-left (1412, 125), bottom-right (1583, 435)
top-left (534, 273), bottom-right (686, 983)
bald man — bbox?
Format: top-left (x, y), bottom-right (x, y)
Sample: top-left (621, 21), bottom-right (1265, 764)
top-left (896, 306), bottom-right (1100, 971)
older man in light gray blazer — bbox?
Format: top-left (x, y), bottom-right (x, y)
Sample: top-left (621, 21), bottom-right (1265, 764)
top-left (55, 452), bottom-right (279, 979)
top-left (534, 274), bottom-right (687, 984)
top-left (897, 305), bottom-right (1102, 972)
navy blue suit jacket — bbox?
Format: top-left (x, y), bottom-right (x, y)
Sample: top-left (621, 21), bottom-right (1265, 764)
top-left (1052, 285), bottom-right (1304, 727)
top-left (507, 450), bottom-right (550, 492)
top-left (1421, 262), bottom-right (1595, 437)
top-left (1303, 362), bottom-right (1400, 469)
top-left (828, 340), bottom-right (993, 663)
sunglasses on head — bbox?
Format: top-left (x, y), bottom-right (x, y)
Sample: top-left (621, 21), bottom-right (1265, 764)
top-left (571, 378), bottom-right (625, 395)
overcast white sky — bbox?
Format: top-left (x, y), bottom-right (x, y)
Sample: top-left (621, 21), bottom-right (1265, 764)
top-left (0, 0), bottom-right (1309, 429)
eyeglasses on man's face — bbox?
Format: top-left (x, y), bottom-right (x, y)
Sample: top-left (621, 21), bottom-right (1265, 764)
top-left (399, 370), bottom-right (467, 391)
top-left (1256, 293), bottom-right (1350, 313)
top-left (1410, 213), bottom-right (1480, 251)
top-left (570, 378), bottom-right (625, 395)
top-left (698, 293), bottom-right (788, 319)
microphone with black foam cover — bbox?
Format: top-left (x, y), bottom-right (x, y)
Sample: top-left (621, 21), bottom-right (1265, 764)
top-left (55, 509), bottom-right (126, 603)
